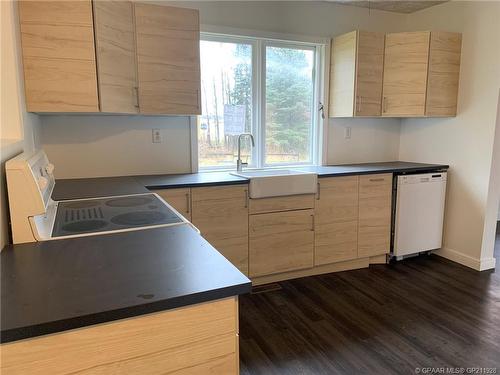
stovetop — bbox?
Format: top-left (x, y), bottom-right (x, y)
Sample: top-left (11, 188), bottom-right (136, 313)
top-left (52, 194), bottom-right (184, 238)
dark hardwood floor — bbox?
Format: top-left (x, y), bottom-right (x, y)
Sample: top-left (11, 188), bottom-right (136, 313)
top-left (239, 237), bottom-right (500, 374)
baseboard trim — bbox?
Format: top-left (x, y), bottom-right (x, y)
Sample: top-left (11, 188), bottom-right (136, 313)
top-left (434, 247), bottom-right (496, 271)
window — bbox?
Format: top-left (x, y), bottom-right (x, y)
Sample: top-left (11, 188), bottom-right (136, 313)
top-left (198, 34), bottom-right (323, 170)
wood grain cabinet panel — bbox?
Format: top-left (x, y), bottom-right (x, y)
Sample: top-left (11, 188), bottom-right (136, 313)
top-left (0, 298), bottom-right (238, 375)
top-left (314, 176), bottom-right (359, 265)
top-left (382, 31), bottom-right (430, 117)
top-left (18, 0), bottom-right (99, 112)
top-left (249, 209), bottom-right (314, 277)
top-left (191, 186), bottom-right (249, 275)
top-left (425, 32), bottom-right (462, 117)
top-left (329, 31), bottom-right (357, 117)
top-left (358, 174), bottom-right (392, 257)
top-left (329, 30), bottom-right (384, 117)
top-left (93, 0), bottom-right (139, 114)
top-left (355, 31), bottom-right (385, 116)
top-left (134, 4), bottom-right (201, 115)
top-left (249, 194), bottom-right (315, 214)
top-left (155, 188), bottom-right (191, 221)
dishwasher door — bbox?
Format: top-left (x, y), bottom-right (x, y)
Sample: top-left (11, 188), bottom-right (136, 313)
top-left (394, 172), bottom-right (447, 257)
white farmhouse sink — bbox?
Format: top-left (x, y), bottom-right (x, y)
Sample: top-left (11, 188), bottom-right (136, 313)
top-left (231, 169), bottom-right (318, 198)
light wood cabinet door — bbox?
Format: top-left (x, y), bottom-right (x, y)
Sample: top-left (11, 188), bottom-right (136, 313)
top-left (134, 4), bottom-right (201, 115)
top-left (249, 209), bottom-right (314, 277)
top-left (315, 176), bottom-right (359, 265)
top-left (191, 186), bottom-right (249, 275)
top-left (358, 174), bottom-right (392, 257)
top-left (329, 31), bottom-right (384, 117)
top-left (382, 31), bottom-right (430, 117)
top-left (93, 1), bottom-right (139, 114)
top-left (355, 31), bottom-right (385, 116)
top-left (155, 188), bottom-right (191, 221)
top-left (18, 0), bottom-right (99, 112)
top-left (425, 32), bottom-right (462, 117)
top-left (329, 31), bottom-right (357, 117)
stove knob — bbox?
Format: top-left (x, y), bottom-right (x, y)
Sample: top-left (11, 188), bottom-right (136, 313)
top-left (38, 176), bottom-right (48, 190)
top-left (45, 163), bottom-right (55, 175)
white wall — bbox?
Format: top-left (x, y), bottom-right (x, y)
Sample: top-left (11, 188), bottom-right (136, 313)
top-left (41, 1), bottom-right (406, 178)
top-left (41, 115), bottom-right (192, 178)
top-left (1, 1), bottom-right (41, 249)
top-left (399, 1), bottom-right (500, 270)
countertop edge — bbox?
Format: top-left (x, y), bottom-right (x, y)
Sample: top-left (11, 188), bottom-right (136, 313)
top-left (0, 282), bottom-right (252, 344)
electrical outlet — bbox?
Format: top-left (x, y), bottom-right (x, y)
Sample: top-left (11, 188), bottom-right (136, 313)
top-left (344, 126), bottom-right (352, 140)
top-left (152, 129), bottom-right (162, 143)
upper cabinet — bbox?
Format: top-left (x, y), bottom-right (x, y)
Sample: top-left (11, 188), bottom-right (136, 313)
top-left (382, 31), bottom-right (430, 117)
top-left (93, 1), bottom-right (138, 114)
top-left (329, 30), bottom-right (462, 118)
top-left (329, 30), bottom-right (385, 117)
top-left (135, 4), bottom-right (201, 115)
top-left (18, 1), bottom-right (201, 115)
top-left (18, 1), bottom-right (99, 112)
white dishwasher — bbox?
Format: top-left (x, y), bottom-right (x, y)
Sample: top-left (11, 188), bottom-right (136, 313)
top-left (393, 172), bottom-right (447, 259)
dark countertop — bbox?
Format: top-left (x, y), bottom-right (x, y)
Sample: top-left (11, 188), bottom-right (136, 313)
top-left (137, 171), bottom-right (248, 190)
top-left (0, 225), bottom-right (251, 343)
top-left (295, 161), bottom-right (449, 177)
top-left (52, 176), bottom-right (149, 201)
top-left (52, 161), bottom-right (448, 200)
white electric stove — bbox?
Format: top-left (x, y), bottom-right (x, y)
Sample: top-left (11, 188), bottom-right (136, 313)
top-left (6, 151), bottom-right (192, 244)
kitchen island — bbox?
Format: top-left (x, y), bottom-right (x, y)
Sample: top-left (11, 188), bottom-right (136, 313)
top-left (1, 225), bottom-right (251, 374)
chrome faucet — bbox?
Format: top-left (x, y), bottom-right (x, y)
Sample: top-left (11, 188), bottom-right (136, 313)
top-left (236, 133), bottom-right (255, 172)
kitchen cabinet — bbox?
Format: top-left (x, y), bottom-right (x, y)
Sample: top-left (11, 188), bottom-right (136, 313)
top-left (358, 174), bottom-right (392, 257)
top-left (382, 32), bottom-right (431, 117)
top-left (18, 0), bottom-right (99, 112)
top-left (329, 30), bottom-right (462, 118)
top-left (329, 30), bottom-right (385, 117)
top-left (93, 1), bottom-right (138, 113)
top-left (134, 4), bottom-right (201, 115)
top-left (155, 188), bottom-right (191, 221)
top-left (18, 1), bottom-right (201, 115)
top-left (315, 176), bottom-right (359, 265)
top-left (249, 209), bottom-right (315, 277)
top-left (1, 297), bottom-right (239, 375)
top-left (425, 32), bottom-right (462, 117)
top-left (382, 31), bottom-right (462, 117)
top-left (191, 186), bottom-right (249, 275)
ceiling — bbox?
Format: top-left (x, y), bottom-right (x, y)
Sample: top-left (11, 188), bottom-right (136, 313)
top-left (330, 0), bottom-right (448, 14)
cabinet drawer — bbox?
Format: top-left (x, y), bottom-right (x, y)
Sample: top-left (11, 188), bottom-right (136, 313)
top-left (249, 209), bottom-right (314, 277)
top-left (358, 173), bottom-right (392, 257)
top-left (155, 188), bottom-right (191, 220)
top-left (249, 194), bottom-right (314, 215)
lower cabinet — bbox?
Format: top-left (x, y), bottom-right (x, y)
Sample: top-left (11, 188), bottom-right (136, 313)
top-left (314, 176), bottom-right (359, 265)
top-left (191, 186), bottom-right (249, 275)
top-left (1, 298), bottom-right (239, 375)
top-left (358, 174), bottom-right (393, 257)
top-left (155, 188), bottom-right (191, 221)
top-left (249, 209), bottom-right (315, 277)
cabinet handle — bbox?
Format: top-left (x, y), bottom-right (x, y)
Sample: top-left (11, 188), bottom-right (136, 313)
top-left (359, 95), bottom-right (362, 113)
top-left (185, 192), bottom-right (190, 213)
top-left (311, 214), bottom-right (315, 231)
top-left (382, 96), bottom-right (387, 113)
top-left (316, 182), bottom-right (321, 200)
top-left (134, 86), bottom-right (139, 108)
top-left (369, 178), bottom-right (385, 182)
top-left (244, 189), bottom-right (249, 208)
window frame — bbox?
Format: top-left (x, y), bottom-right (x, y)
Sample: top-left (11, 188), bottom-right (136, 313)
top-left (197, 31), bottom-right (325, 171)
